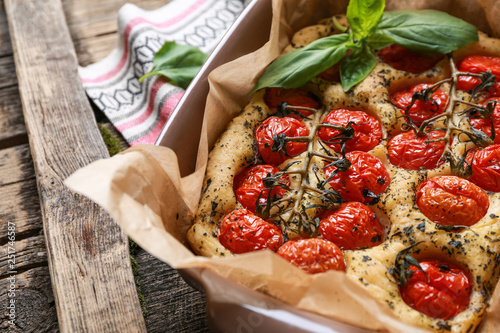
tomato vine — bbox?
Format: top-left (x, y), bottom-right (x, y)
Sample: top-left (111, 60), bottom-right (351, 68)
top-left (254, 103), bottom-right (361, 238)
top-left (397, 55), bottom-right (497, 177)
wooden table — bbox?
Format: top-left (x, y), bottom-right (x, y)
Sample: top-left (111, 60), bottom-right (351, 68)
top-left (0, 0), bottom-right (209, 331)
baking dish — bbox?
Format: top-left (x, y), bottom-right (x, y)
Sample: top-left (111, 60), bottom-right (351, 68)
top-left (179, 267), bottom-right (372, 333)
top-left (153, 0), bottom-right (500, 332)
top-left (155, 0), bottom-right (373, 331)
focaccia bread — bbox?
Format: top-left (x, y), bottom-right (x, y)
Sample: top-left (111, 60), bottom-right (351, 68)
top-left (187, 14), bottom-right (500, 333)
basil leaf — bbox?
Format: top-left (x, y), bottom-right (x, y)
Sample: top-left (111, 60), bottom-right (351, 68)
top-left (340, 46), bottom-right (377, 91)
top-left (367, 33), bottom-right (394, 50)
top-left (143, 67), bottom-right (204, 89)
top-left (347, 0), bottom-right (385, 42)
top-left (139, 41), bottom-right (208, 89)
top-left (253, 34), bottom-right (351, 92)
top-left (377, 10), bottom-right (478, 55)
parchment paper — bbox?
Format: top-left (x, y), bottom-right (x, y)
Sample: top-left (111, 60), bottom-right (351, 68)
top-left (66, 0), bottom-right (500, 331)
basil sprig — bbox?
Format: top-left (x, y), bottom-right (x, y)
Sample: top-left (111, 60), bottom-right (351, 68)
top-left (139, 42), bottom-right (208, 89)
top-left (254, 0), bottom-right (478, 92)
top-left (255, 34), bottom-right (351, 90)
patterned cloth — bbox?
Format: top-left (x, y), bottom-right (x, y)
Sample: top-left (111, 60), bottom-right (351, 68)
top-left (79, 0), bottom-right (250, 145)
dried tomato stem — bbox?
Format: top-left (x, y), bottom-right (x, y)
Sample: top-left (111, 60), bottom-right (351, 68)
top-left (303, 184), bottom-right (326, 194)
top-left (284, 136), bottom-right (312, 142)
top-left (286, 105), bottom-right (320, 113)
top-left (319, 123), bottom-right (350, 130)
top-left (426, 78), bottom-right (452, 91)
top-left (270, 105), bottom-right (341, 237)
top-left (310, 151), bottom-right (340, 160)
top-left (456, 71), bottom-right (485, 79)
top-left (458, 100), bottom-right (484, 108)
top-left (404, 55), bottom-right (497, 167)
top-left (411, 56), bottom-right (463, 162)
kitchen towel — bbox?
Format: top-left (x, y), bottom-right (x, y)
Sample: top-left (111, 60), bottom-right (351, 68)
top-left (79, 0), bottom-right (250, 145)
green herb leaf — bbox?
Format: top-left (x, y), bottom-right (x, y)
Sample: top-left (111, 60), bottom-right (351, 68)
top-left (253, 34), bottom-right (351, 92)
top-left (347, 0), bottom-right (385, 42)
top-left (366, 32), bottom-right (394, 50)
top-left (340, 46), bottom-right (377, 91)
top-left (376, 10), bottom-right (478, 55)
top-left (139, 41), bottom-right (208, 89)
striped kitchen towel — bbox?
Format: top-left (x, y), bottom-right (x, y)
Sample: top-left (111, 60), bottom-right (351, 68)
top-left (79, 0), bottom-right (250, 145)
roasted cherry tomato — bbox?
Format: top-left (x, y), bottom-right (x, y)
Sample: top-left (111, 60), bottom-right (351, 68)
top-left (416, 175), bottom-right (489, 227)
top-left (400, 259), bottom-right (471, 320)
top-left (469, 97), bottom-right (500, 144)
top-left (255, 116), bottom-right (309, 165)
top-left (317, 50), bottom-right (352, 82)
top-left (391, 83), bottom-right (448, 125)
top-left (318, 63), bottom-right (340, 82)
top-left (318, 109), bottom-right (383, 153)
top-left (264, 87), bottom-right (320, 118)
top-left (218, 208), bottom-right (283, 254)
top-left (457, 55), bottom-right (500, 97)
top-left (318, 202), bottom-right (383, 250)
top-left (379, 44), bottom-right (444, 74)
top-left (324, 151), bottom-right (390, 203)
top-left (466, 144), bottom-right (500, 192)
top-left (277, 238), bottom-right (345, 274)
top-left (387, 130), bottom-right (447, 170)
top-left (233, 164), bottom-right (290, 213)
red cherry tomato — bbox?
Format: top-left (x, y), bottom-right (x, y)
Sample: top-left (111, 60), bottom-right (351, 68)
top-left (218, 208), bottom-right (283, 254)
top-left (400, 259), bottom-right (471, 320)
top-left (255, 116), bottom-right (309, 165)
top-left (466, 144), bottom-right (500, 192)
top-left (318, 63), bottom-right (340, 82)
top-left (391, 83), bottom-right (448, 125)
top-left (233, 164), bottom-right (290, 213)
top-left (277, 238), bottom-right (345, 274)
top-left (317, 50), bottom-right (352, 82)
top-left (318, 202), bottom-right (383, 250)
top-left (324, 151), bottom-right (390, 203)
top-left (264, 87), bottom-right (320, 118)
top-left (457, 55), bottom-right (500, 97)
top-left (416, 175), bottom-right (489, 227)
top-left (469, 97), bottom-right (500, 144)
top-left (317, 109), bottom-right (383, 153)
top-left (379, 45), bottom-right (444, 74)
top-left (387, 130), bottom-right (447, 170)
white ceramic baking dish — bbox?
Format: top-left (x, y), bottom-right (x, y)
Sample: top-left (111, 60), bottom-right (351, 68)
top-left (155, 0), bottom-right (374, 332)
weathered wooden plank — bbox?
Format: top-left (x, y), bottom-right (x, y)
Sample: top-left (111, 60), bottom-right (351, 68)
top-left (0, 143), bottom-right (54, 330)
top-left (0, 0), bottom-right (12, 56)
top-left (0, 0), bottom-right (26, 147)
top-left (0, 267), bottom-right (58, 332)
top-left (0, 143), bottom-right (33, 186)
top-left (63, 0), bottom-right (165, 33)
top-left (135, 249), bottom-right (209, 333)
top-left (0, 85), bottom-right (26, 148)
top-left (0, 235), bottom-right (47, 277)
top-left (4, 0), bottom-right (146, 332)
top-left (0, 145), bottom-right (41, 243)
top-left (0, 182), bottom-right (42, 243)
top-left (0, 56), bottom-right (18, 89)
top-left (61, 0), bottom-right (210, 329)
top-left (72, 33), bottom-right (120, 67)
top-left (0, 88), bottom-right (25, 149)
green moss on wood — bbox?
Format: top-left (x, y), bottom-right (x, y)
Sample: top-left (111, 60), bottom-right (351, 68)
top-left (98, 123), bottom-right (122, 156)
